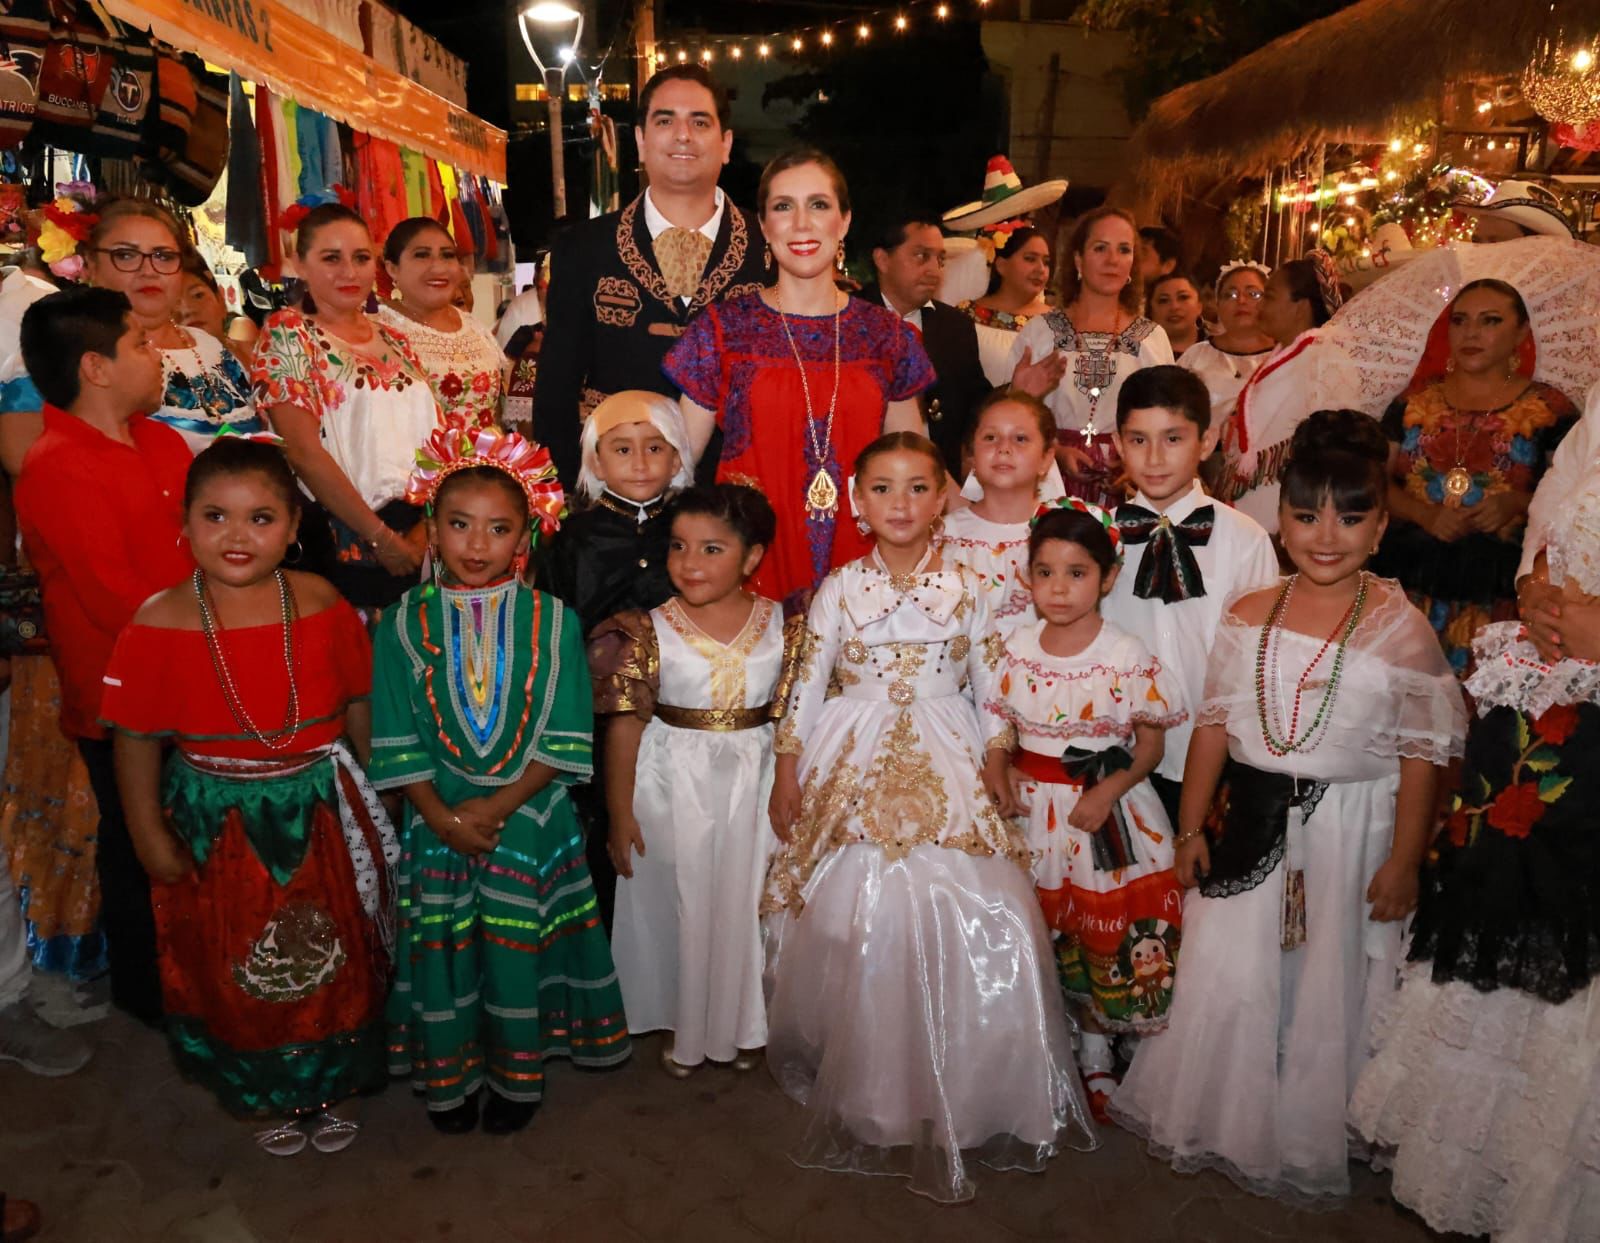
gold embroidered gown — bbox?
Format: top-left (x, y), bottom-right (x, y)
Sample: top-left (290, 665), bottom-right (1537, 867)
top-left (763, 556), bottom-right (1096, 1204)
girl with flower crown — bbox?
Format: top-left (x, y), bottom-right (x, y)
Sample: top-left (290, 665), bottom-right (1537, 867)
top-left (101, 436), bottom-right (398, 1157)
top-left (985, 497), bottom-right (1187, 1124)
top-left (764, 430), bottom-right (1096, 1204)
top-left (1112, 410), bottom-right (1467, 1203)
top-left (370, 424), bottom-right (629, 1137)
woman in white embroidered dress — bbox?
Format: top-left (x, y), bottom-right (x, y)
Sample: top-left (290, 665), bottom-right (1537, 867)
top-left (1112, 411), bottom-right (1466, 1204)
top-left (375, 217), bottom-right (509, 429)
top-left (1010, 206), bottom-right (1173, 510)
top-left (1219, 252), bottom-right (1350, 534)
top-left (765, 431), bottom-right (1095, 1204)
top-left (1179, 261), bottom-right (1275, 433)
top-left (255, 205), bottom-right (442, 611)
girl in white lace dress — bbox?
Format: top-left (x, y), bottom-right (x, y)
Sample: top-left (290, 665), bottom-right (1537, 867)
top-left (764, 432), bottom-right (1096, 1203)
top-left (987, 499), bottom-right (1187, 1123)
top-left (941, 391), bottom-right (1063, 637)
top-left (1112, 411), bottom-right (1466, 1203)
top-left (1349, 438), bottom-right (1600, 1240)
top-left (588, 485), bottom-right (791, 1078)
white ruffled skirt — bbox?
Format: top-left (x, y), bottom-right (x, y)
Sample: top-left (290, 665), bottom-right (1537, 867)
top-left (1110, 775), bottom-right (1404, 1204)
top-left (763, 841), bottom-right (1097, 1203)
top-left (1349, 963), bottom-right (1600, 1241)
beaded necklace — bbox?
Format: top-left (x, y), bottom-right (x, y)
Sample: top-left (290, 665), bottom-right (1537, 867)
top-left (1253, 571), bottom-right (1368, 757)
top-left (193, 568), bottom-right (302, 750)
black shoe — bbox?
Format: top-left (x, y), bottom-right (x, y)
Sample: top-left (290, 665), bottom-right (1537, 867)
top-left (481, 1092), bottom-right (538, 1134)
top-left (428, 1093), bottom-right (479, 1134)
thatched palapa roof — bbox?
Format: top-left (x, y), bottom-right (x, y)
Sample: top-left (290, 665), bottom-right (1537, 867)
top-left (1120, 0), bottom-right (1600, 206)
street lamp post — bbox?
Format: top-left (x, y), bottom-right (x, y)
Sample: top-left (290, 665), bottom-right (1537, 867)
top-left (519, 2), bottom-right (584, 219)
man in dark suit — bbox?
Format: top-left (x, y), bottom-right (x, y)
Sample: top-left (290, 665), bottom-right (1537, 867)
top-left (533, 64), bottom-right (770, 489)
top-left (857, 215), bottom-right (991, 477)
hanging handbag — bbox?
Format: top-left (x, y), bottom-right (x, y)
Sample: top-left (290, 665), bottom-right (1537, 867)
top-left (31, 0), bottom-right (113, 144)
top-left (0, 0), bottom-right (48, 150)
top-left (82, 23), bottom-right (151, 157)
top-left (165, 56), bottom-right (225, 206)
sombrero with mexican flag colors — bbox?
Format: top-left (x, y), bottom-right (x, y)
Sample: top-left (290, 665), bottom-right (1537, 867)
top-left (942, 155), bottom-right (1068, 232)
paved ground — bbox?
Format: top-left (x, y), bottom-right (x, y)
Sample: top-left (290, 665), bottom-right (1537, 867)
top-left (7, 1006), bottom-right (1447, 1243)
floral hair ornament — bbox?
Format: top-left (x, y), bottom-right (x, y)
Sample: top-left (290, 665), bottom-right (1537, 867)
top-left (209, 424), bottom-right (288, 448)
top-left (974, 217), bottom-right (1028, 264)
top-left (1029, 495), bottom-right (1123, 562)
top-left (407, 422), bottom-right (567, 546)
top-left (1215, 259), bottom-right (1271, 298)
top-left (37, 194), bottom-right (99, 281)
top-left (277, 184), bottom-right (359, 235)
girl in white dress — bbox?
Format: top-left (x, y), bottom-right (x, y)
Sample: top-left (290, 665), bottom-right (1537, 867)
top-left (764, 431), bottom-right (1096, 1203)
top-left (589, 485), bottom-right (789, 1077)
top-left (1112, 410), bottom-right (1466, 1203)
top-left (941, 390), bottom-right (1061, 635)
top-left (988, 499), bottom-right (1187, 1122)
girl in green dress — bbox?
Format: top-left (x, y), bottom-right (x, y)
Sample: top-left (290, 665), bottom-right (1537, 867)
top-left (371, 425), bottom-right (630, 1135)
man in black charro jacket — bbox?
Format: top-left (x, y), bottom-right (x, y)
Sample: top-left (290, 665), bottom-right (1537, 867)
top-left (533, 64), bottom-right (770, 490)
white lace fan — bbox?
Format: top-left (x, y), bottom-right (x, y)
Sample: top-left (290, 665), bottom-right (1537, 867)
top-left (1313, 236), bottom-right (1600, 415)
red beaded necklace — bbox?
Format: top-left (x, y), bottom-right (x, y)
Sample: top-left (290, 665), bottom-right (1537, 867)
top-left (1254, 572), bottom-right (1368, 757)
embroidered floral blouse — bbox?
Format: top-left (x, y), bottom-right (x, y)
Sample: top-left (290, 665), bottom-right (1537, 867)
top-left (252, 309), bottom-right (442, 510)
top-left (375, 303), bottom-right (508, 429)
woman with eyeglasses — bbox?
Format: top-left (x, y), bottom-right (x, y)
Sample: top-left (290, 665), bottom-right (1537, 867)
top-left (84, 199), bottom-right (260, 453)
top-left (1178, 262), bottom-right (1275, 433)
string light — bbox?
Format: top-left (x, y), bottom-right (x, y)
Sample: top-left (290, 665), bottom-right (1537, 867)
top-left (676, 48), bottom-right (687, 61)
top-left (895, 13), bottom-right (908, 30)
top-left (857, 21), bottom-right (870, 38)
top-left (936, 2), bottom-right (949, 14)
top-left (661, 0), bottom-right (985, 63)
top-left (700, 47), bottom-right (712, 61)
top-left (821, 28), bottom-right (834, 45)
top-left (758, 42), bottom-right (770, 57)
top-left (791, 35), bottom-right (803, 50)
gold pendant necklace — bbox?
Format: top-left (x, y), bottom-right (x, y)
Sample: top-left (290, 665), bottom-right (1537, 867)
top-left (775, 287), bottom-right (843, 520)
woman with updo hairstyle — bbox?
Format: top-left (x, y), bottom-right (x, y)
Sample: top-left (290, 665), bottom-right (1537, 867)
top-left (955, 226), bottom-right (1053, 387)
top-left (1372, 278), bottom-right (1576, 678)
top-left (1115, 407), bottom-right (1467, 1204)
top-left (665, 147), bottom-right (933, 616)
top-left (374, 217), bottom-right (507, 429)
top-left (1010, 205), bottom-right (1174, 509)
top-left (254, 203), bottom-right (442, 611)
top-left (1217, 250), bottom-right (1350, 534)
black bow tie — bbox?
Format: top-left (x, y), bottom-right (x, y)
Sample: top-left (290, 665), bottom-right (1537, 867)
top-left (1117, 503), bottom-right (1214, 603)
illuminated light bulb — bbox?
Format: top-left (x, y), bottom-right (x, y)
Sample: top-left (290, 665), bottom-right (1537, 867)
top-left (676, 48), bottom-right (687, 61)
top-left (1389, 138), bottom-right (1403, 152)
top-left (936, 2), bottom-right (949, 14)
top-left (821, 29), bottom-right (833, 45)
top-left (1476, 100), bottom-right (1493, 113)
top-left (857, 22), bottom-right (870, 38)
top-left (895, 14), bottom-right (907, 30)
top-left (791, 35), bottom-right (803, 50)
top-left (1385, 170), bottom-right (1399, 182)
top-left (1487, 140), bottom-right (1497, 150)
top-left (1345, 215), bottom-right (1356, 226)
top-left (1413, 142), bottom-right (1426, 154)
top-left (758, 42), bottom-right (770, 57)
top-left (731, 45), bottom-right (742, 59)
top-left (1576, 47), bottom-right (1595, 71)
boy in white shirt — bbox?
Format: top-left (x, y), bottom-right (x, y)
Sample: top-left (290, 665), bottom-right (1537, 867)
top-left (1104, 366), bottom-right (1280, 826)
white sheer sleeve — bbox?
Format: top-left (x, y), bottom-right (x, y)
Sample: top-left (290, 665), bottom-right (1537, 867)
top-left (1195, 598), bottom-right (1259, 729)
top-left (1358, 584), bottom-right (1469, 765)
top-left (773, 569), bottom-right (846, 756)
top-left (1522, 382), bottom-right (1600, 580)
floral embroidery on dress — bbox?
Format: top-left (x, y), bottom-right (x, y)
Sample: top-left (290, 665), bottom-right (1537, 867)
top-left (253, 309), bottom-right (429, 419)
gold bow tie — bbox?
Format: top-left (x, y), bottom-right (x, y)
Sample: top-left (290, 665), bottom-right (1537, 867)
top-left (655, 226), bottom-right (715, 300)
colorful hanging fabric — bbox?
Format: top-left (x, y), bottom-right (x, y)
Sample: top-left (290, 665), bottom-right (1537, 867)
top-left (281, 98), bottom-right (304, 199)
top-left (426, 158), bottom-right (447, 226)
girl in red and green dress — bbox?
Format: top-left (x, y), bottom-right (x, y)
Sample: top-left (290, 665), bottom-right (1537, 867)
top-left (101, 436), bottom-right (398, 1157)
top-left (371, 425), bottom-right (630, 1136)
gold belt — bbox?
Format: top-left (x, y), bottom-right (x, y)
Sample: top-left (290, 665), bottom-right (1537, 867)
top-left (654, 702), bottom-right (774, 732)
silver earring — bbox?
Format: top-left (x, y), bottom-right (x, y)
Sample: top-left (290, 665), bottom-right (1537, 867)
top-left (856, 515), bottom-right (870, 536)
